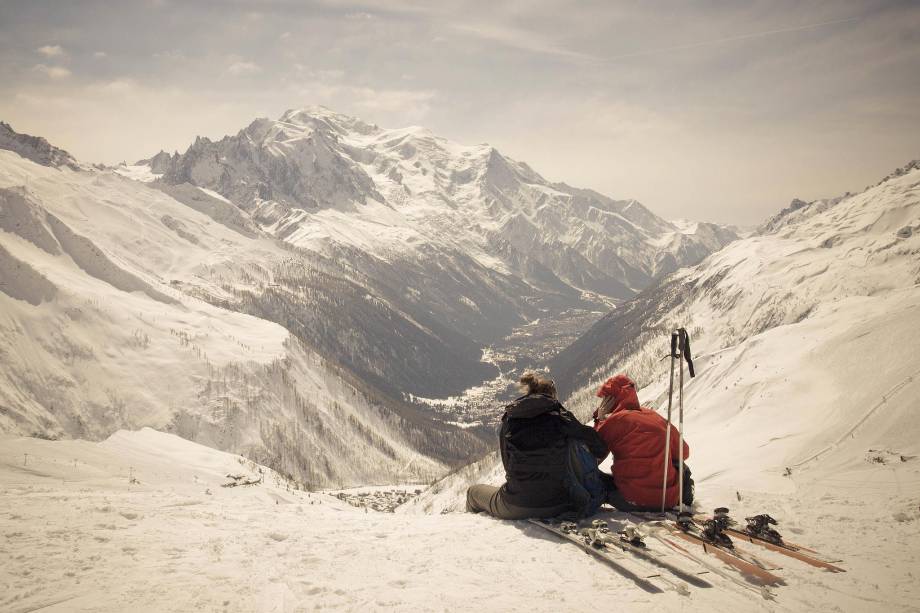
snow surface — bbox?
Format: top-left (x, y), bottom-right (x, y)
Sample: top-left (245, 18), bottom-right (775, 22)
top-left (113, 163), bottom-right (161, 183)
top-left (0, 429), bottom-right (791, 612)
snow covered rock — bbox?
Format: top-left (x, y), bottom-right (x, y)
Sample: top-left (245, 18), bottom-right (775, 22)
top-left (151, 106), bottom-right (737, 299)
top-left (0, 121), bottom-right (81, 171)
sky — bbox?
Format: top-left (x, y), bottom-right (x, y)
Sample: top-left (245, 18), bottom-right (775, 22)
top-left (0, 0), bottom-right (917, 225)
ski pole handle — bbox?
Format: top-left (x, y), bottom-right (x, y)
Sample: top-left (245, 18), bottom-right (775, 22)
top-left (680, 329), bottom-right (695, 378)
top-left (670, 331), bottom-right (678, 358)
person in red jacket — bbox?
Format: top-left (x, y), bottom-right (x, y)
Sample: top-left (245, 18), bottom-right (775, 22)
top-left (593, 374), bottom-right (693, 511)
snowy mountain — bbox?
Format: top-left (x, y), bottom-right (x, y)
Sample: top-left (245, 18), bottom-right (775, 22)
top-left (147, 107), bottom-right (736, 299)
top-left (551, 160), bottom-right (920, 405)
top-left (0, 112), bottom-right (733, 489)
top-left (541, 160), bottom-right (920, 525)
top-left (0, 141), bottom-right (484, 489)
top-left (119, 107), bottom-right (737, 414)
top-left (0, 121), bottom-right (81, 171)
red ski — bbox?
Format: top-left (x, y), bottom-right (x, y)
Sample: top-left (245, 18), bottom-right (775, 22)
top-left (694, 513), bottom-right (845, 573)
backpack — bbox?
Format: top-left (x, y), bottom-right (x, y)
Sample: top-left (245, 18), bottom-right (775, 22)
top-left (675, 460), bottom-right (695, 506)
top-left (562, 439), bottom-right (607, 518)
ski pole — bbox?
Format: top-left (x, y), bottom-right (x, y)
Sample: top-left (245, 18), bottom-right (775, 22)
top-left (677, 328), bottom-right (686, 514)
top-left (676, 328), bottom-right (696, 513)
top-left (660, 331), bottom-right (678, 512)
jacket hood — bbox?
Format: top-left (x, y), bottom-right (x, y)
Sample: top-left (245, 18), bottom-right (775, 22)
top-left (504, 393), bottom-right (561, 419)
top-left (596, 374), bottom-right (640, 414)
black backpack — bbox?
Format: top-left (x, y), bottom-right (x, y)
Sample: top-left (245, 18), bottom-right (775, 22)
top-left (561, 439), bottom-right (607, 518)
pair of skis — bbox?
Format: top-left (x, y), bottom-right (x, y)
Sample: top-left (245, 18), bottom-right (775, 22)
top-left (527, 518), bottom-right (712, 595)
top-left (628, 510), bottom-right (786, 588)
top-left (528, 505), bottom-right (844, 596)
top-left (630, 507), bottom-right (845, 582)
top-left (692, 511), bottom-right (846, 573)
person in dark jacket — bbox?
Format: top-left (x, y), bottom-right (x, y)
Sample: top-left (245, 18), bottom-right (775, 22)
top-left (466, 371), bottom-right (609, 520)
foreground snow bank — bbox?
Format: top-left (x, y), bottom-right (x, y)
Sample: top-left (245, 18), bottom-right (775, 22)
top-left (3, 428), bottom-right (914, 612)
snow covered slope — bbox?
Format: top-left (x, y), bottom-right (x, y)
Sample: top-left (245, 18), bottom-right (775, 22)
top-left (554, 160), bottom-right (920, 415)
top-left (0, 428), bottom-right (810, 613)
top-left (0, 143), bottom-right (485, 489)
top-left (546, 159), bottom-right (920, 526)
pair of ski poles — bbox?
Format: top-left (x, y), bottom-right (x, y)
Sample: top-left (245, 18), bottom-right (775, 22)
top-left (660, 328), bottom-right (695, 514)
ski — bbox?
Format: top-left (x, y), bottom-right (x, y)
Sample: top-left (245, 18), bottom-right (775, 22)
top-left (633, 510), bottom-right (781, 569)
top-left (694, 513), bottom-right (845, 572)
top-left (643, 525), bottom-right (776, 598)
top-left (585, 519), bottom-right (713, 588)
top-left (527, 519), bottom-right (667, 594)
top-left (626, 513), bottom-right (785, 586)
top-left (657, 521), bottom-right (785, 586)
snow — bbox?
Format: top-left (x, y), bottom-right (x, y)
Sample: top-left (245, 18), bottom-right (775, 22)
top-left (197, 186), bottom-right (232, 204)
top-left (0, 429), bottom-right (768, 613)
top-left (0, 151), bottom-right (449, 489)
top-left (160, 108), bottom-right (736, 297)
top-left (113, 163), bottom-right (160, 183)
top-left (6, 424), bottom-right (910, 611)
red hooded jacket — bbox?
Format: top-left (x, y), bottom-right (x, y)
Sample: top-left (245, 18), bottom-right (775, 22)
top-left (594, 375), bottom-right (689, 508)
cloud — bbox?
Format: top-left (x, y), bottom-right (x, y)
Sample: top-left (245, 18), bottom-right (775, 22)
top-left (33, 64), bottom-right (71, 79)
top-left (226, 61), bottom-right (261, 76)
top-left (37, 44), bottom-right (65, 57)
top-left (287, 81), bottom-right (436, 120)
top-left (315, 69), bottom-right (345, 80)
top-left (451, 22), bottom-right (598, 61)
top-left (596, 15), bottom-right (863, 63)
top-left (350, 86), bottom-right (435, 116)
top-left (153, 50), bottom-right (185, 61)
top-left (94, 79), bottom-right (139, 94)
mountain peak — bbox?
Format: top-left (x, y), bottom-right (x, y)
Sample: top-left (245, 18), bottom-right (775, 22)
top-left (279, 106), bottom-right (379, 136)
top-left (143, 105), bottom-right (736, 297)
top-left (0, 121), bottom-right (81, 171)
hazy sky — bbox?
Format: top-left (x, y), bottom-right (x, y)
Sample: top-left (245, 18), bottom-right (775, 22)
top-left (0, 1), bottom-right (917, 225)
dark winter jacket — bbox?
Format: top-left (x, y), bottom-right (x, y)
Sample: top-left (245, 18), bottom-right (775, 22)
top-left (499, 394), bottom-right (609, 508)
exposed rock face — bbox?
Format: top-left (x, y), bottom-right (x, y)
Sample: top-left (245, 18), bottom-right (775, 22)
top-left (0, 122), bottom-right (80, 171)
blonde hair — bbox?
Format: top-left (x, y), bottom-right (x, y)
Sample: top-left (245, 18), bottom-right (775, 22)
top-left (519, 370), bottom-right (557, 398)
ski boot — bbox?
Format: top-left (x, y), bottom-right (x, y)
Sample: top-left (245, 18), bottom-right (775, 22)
top-left (590, 519), bottom-right (610, 534)
top-left (676, 510), bottom-right (694, 532)
top-left (618, 524), bottom-right (647, 548)
top-left (578, 526), bottom-right (604, 548)
top-left (701, 507), bottom-right (735, 548)
top-left (559, 521), bottom-right (579, 535)
top-left (745, 514), bottom-right (784, 545)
